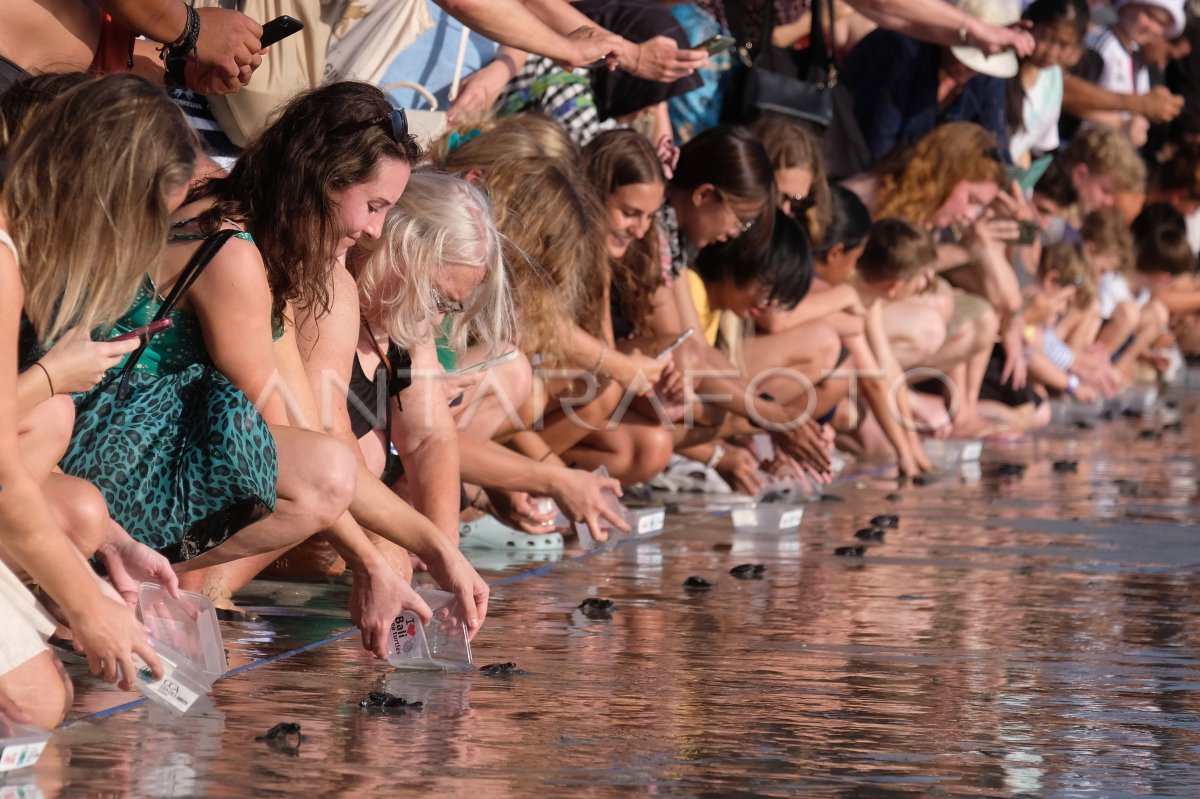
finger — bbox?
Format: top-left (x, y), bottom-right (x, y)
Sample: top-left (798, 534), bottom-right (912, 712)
top-left (469, 586), bottom-right (489, 640)
top-left (136, 641), bottom-right (163, 681)
top-left (586, 515), bottom-right (609, 542)
top-left (409, 595), bottom-right (433, 626)
top-left (117, 653), bottom-right (139, 691)
top-left (599, 503), bottom-right (629, 533)
top-left (600, 476), bottom-right (624, 497)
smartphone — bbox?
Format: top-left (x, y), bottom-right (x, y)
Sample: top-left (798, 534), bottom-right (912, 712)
top-left (259, 15), bottom-right (304, 48)
top-left (457, 350), bottom-right (518, 374)
top-left (111, 318), bottom-right (172, 342)
top-left (655, 328), bottom-right (694, 360)
top-left (998, 218), bottom-right (1041, 246)
top-left (694, 34), bottom-right (736, 55)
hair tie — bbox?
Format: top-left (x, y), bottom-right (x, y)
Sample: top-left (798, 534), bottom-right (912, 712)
top-left (447, 128), bottom-right (482, 152)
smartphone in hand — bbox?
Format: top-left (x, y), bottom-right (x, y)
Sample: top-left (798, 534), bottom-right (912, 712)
top-left (693, 34), bottom-right (735, 55)
top-left (259, 15), bottom-right (304, 48)
top-left (655, 328), bottom-right (694, 360)
top-left (110, 318), bottom-right (172, 343)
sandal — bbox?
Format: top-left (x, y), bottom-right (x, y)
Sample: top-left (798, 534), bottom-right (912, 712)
top-left (459, 516), bottom-right (564, 550)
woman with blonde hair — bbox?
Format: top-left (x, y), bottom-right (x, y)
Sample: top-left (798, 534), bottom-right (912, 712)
top-left (1, 73), bottom-right (196, 725)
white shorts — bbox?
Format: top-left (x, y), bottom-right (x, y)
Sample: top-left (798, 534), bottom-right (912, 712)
top-left (0, 560), bottom-right (56, 675)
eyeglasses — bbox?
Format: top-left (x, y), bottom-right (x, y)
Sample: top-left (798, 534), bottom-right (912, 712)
top-left (346, 108), bottom-right (409, 143)
top-left (780, 191), bottom-right (816, 216)
top-left (717, 191), bottom-right (757, 233)
top-left (432, 287), bottom-right (465, 315)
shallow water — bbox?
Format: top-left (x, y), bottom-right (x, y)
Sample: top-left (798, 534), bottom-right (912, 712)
top-left (7, 392), bottom-right (1200, 798)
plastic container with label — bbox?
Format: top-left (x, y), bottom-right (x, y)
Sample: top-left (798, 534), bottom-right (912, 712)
top-left (730, 504), bottom-right (804, 533)
top-left (0, 721), bottom-right (49, 774)
top-left (923, 439), bottom-right (983, 468)
top-left (386, 587), bottom-right (473, 671)
top-left (574, 466), bottom-right (628, 549)
top-left (137, 583), bottom-right (227, 687)
top-left (586, 506), bottom-right (668, 549)
top-left (133, 649), bottom-right (208, 715)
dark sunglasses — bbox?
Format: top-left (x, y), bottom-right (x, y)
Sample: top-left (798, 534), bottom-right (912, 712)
top-left (346, 108), bottom-right (409, 142)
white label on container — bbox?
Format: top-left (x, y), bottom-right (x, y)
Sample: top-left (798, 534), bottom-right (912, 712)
top-left (961, 442), bottom-right (983, 461)
top-left (779, 509), bottom-right (803, 529)
top-left (139, 655), bottom-right (199, 713)
top-left (636, 510), bottom-right (664, 534)
top-left (731, 509), bottom-right (757, 528)
top-left (0, 742), bottom-right (45, 773)
top-left (387, 611), bottom-right (423, 658)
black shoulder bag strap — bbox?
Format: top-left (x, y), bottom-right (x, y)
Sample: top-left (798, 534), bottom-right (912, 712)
top-left (117, 228), bottom-right (240, 380)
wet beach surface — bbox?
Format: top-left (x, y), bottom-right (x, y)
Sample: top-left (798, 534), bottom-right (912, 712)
top-left (10, 385), bottom-right (1200, 798)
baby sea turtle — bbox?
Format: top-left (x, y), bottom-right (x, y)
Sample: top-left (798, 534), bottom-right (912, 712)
top-left (1136, 429), bottom-right (1161, 441)
top-left (683, 576), bottom-right (715, 591)
top-left (818, 493), bottom-right (845, 503)
top-left (1073, 420), bottom-right (1095, 430)
top-left (1052, 460), bottom-right (1079, 472)
top-left (912, 473), bottom-right (939, 486)
top-left (729, 563), bottom-right (766, 579)
top-left (996, 462), bottom-right (1027, 477)
top-left (885, 493), bottom-right (902, 502)
top-left (1163, 421), bottom-right (1184, 432)
top-left (578, 598), bottom-right (615, 620)
top-left (854, 527), bottom-right (885, 541)
top-left (480, 662), bottom-right (528, 677)
top-left (834, 545), bottom-right (865, 557)
top-left (255, 722), bottom-right (307, 756)
top-left (869, 514), bottom-right (899, 529)
top-left (359, 692), bottom-right (421, 711)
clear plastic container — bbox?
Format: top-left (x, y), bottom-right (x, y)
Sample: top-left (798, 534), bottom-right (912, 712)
top-left (133, 649), bottom-right (208, 715)
top-left (923, 439), bottom-right (983, 468)
top-left (386, 587), bottom-right (473, 671)
top-left (730, 504), bottom-right (804, 533)
top-left (137, 583), bottom-right (227, 687)
top-left (0, 720), bottom-right (49, 773)
top-left (588, 506), bottom-right (668, 549)
top-left (575, 466), bottom-right (628, 550)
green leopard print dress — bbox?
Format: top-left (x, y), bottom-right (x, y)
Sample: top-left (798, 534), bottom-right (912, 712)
top-left (60, 229), bottom-right (278, 563)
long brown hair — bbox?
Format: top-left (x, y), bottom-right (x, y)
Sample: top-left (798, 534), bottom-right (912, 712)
top-left (748, 112), bottom-right (832, 246)
top-left (583, 130), bottom-right (664, 335)
top-left (874, 123), bottom-right (1006, 224)
top-left (191, 81), bottom-right (420, 319)
top-left (4, 74), bottom-right (197, 341)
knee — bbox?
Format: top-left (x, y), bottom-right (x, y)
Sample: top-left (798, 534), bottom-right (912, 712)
top-left (55, 479), bottom-right (110, 558)
top-left (18, 394), bottom-right (76, 454)
top-left (1142, 299), bottom-right (1169, 331)
top-left (12, 653), bottom-right (73, 729)
top-left (1112, 300), bottom-right (1138, 332)
top-left (302, 437), bottom-right (358, 529)
top-left (626, 425), bottom-right (675, 483)
top-left (974, 308), bottom-right (1000, 349)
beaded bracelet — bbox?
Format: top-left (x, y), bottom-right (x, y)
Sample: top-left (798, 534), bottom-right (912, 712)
top-left (160, 4), bottom-right (200, 63)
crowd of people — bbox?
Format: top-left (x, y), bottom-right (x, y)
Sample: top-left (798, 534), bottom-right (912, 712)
top-left (0, 0), bottom-right (1197, 730)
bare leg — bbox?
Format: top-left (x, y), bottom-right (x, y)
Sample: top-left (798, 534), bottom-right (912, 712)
top-left (174, 425), bottom-right (357, 574)
top-left (0, 651), bottom-right (72, 730)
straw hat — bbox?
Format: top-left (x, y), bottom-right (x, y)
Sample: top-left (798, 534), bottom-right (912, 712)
top-left (950, 0), bottom-right (1022, 79)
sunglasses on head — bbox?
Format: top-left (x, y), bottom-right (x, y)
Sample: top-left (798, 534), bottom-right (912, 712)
top-left (345, 108), bottom-right (409, 143)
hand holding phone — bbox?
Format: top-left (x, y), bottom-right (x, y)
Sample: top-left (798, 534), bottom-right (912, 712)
top-left (693, 34), bottom-right (735, 56)
top-left (259, 15), bottom-right (304, 48)
top-left (110, 318), bottom-right (173, 343)
top-left (655, 328), bottom-right (694, 360)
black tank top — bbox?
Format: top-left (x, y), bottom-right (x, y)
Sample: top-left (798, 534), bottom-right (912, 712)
top-left (347, 340), bottom-right (413, 439)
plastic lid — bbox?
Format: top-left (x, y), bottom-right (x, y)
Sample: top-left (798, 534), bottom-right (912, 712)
top-left (137, 583), bottom-right (227, 685)
top-left (731, 504), bottom-right (804, 533)
top-left (133, 650), bottom-right (208, 715)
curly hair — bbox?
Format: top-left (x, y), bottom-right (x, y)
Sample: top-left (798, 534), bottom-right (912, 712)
top-left (5, 74), bottom-right (197, 342)
top-left (873, 122), bottom-right (1007, 224)
top-left (477, 158), bottom-right (607, 364)
top-left (190, 81), bottom-right (421, 320)
top-left (583, 130), bottom-right (665, 336)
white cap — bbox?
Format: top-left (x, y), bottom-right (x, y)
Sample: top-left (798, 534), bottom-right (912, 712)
top-left (951, 0), bottom-right (1022, 79)
top-left (1115, 0), bottom-right (1186, 40)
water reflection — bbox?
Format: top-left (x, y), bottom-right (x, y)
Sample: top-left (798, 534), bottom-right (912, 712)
top-left (20, 397), bottom-right (1200, 796)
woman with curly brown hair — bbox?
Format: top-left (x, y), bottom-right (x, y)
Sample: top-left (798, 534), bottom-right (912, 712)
top-left (846, 121), bottom-right (1028, 437)
top-left (67, 81), bottom-right (490, 657)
